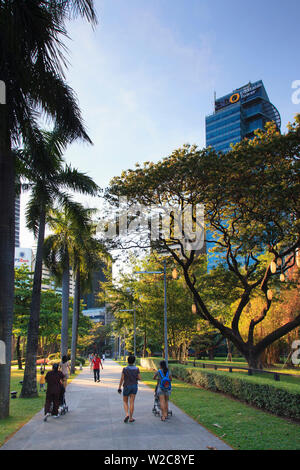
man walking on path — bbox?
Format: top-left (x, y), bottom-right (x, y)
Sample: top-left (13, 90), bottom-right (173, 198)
top-left (118, 355), bottom-right (141, 423)
top-left (92, 353), bottom-right (103, 382)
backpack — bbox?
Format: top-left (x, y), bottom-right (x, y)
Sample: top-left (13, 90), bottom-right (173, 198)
top-left (158, 369), bottom-right (171, 391)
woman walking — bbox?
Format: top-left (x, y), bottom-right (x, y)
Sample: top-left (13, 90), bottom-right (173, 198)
top-left (153, 360), bottom-right (172, 421)
top-left (60, 355), bottom-right (71, 390)
top-left (118, 355), bottom-right (141, 423)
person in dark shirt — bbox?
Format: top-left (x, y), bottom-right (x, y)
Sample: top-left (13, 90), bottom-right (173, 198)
top-left (44, 363), bottom-right (64, 420)
top-left (118, 355), bottom-right (141, 423)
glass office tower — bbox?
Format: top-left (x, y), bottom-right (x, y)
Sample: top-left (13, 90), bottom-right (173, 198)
top-left (205, 80), bottom-right (281, 153)
top-left (15, 195), bottom-right (20, 247)
top-left (205, 81), bottom-right (281, 270)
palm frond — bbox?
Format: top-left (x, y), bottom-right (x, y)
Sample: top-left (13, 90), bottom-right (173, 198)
top-left (57, 165), bottom-right (99, 196)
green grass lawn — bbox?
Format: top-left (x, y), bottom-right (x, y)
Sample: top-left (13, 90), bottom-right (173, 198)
top-left (140, 368), bottom-right (300, 450)
top-left (0, 367), bottom-right (79, 447)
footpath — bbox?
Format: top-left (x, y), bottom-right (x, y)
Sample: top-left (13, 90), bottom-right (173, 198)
top-left (1, 359), bottom-right (231, 450)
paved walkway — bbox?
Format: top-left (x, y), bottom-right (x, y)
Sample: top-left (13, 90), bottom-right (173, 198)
top-left (1, 360), bottom-right (231, 450)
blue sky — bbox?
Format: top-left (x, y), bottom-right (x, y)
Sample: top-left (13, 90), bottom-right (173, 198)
top-left (21, 0), bottom-right (300, 247)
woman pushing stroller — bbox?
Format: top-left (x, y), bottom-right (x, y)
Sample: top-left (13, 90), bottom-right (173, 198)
top-left (153, 360), bottom-right (172, 421)
top-left (44, 363), bottom-right (65, 420)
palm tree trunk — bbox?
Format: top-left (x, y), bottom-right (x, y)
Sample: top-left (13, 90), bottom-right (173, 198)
top-left (71, 267), bottom-right (80, 374)
top-left (0, 103), bottom-right (15, 418)
top-left (21, 210), bottom-right (46, 398)
top-left (16, 336), bottom-right (23, 370)
top-left (61, 250), bottom-right (70, 357)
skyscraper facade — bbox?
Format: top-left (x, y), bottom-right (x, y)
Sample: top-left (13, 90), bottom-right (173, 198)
top-left (205, 80), bottom-right (281, 153)
top-left (15, 195), bottom-right (20, 247)
top-left (205, 81), bottom-right (281, 270)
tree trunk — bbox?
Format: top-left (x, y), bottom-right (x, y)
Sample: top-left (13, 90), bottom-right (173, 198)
top-left (61, 251), bottom-right (70, 358)
top-left (245, 349), bottom-right (264, 370)
top-left (143, 328), bottom-right (147, 358)
top-left (70, 267), bottom-right (80, 374)
top-left (21, 211), bottom-right (46, 398)
top-left (16, 336), bottom-right (23, 370)
top-left (226, 338), bottom-right (232, 362)
top-left (0, 102), bottom-right (15, 418)
top-left (22, 337), bottom-right (26, 354)
top-left (208, 348), bottom-right (214, 360)
top-left (11, 334), bottom-right (16, 360)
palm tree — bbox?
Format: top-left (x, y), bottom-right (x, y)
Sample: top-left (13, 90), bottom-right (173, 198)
top-left (19, 130), bottom-right (99, 398)
top-left (43, 209), bottom-right (109, 370)
top-left (0, 0), bottom-right (97, 418)
top-left (69, 226), bottom-right (110, 374)
top-left (43, 207), bottom-right (91, 358)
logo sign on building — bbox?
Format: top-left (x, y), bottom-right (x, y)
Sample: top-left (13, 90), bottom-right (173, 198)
top-left (215, 82), bottom-right (261, 112)
top-left (15, 248), bottom-right (32, 268)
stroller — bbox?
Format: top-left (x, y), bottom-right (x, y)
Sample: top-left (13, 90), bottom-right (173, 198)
top-left (58, 384), bottom-right (68, 416)
top-left (152, 385), bottom-right (172, 418)
top-left (44, 384), bottom-right (68, 422)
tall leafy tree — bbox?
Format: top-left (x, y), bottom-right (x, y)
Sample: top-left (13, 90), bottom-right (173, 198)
top-left (105, 117), bottom-right (300, 368)
top-left (99, 253), bottom-right (199, 360)
top-left (0, 0), bottom-right (97, 417)
top-left (13, 267), bottom-right (33, 369)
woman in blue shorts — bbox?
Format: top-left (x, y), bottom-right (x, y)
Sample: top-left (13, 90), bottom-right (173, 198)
top-left (118, 355), bottom-right (141, 423)
top-left (153, 360), bottom-right (172, 421)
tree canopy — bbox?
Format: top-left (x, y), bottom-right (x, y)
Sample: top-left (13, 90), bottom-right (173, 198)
top-left (104, 116), bottom-right (300, 368)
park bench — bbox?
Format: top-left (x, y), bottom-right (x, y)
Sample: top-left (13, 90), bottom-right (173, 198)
top-left (11, 391), bottom-right (17, 399)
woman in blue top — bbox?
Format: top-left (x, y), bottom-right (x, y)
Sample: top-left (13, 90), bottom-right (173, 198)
top-left (153, 360), bottom-right (172, 421)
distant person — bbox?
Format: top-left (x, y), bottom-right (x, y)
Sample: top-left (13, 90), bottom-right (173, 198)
top-left (89, 353), bottom-right (94, 372)
top-left (153, 360), bottom-right (172, 421)
top-left (44, 363), bottom-right (64, 420)
top-left (118, 355), bottom-right (141, 423)
top-left (39, 370), bottom-right (46, 392)
top-left (102, 353), bottom-right (105, 362)
top-left (59, 355), bottom-right (70, 390)
top-left (92, 353), bottom-right (103, 382)
top-left (40, 360), bottom-right (46, 374)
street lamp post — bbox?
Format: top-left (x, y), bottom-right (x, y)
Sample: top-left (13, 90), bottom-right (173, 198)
top-left (163, 259), bottom-right (168, 368)
top-left (123, 330), bottom-right (126, 359)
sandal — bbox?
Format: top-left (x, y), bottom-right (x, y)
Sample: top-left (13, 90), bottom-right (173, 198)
top-left (124, 416), bottom-right (129, 423)
top-left (129, 418), bottom-right (135, 423)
